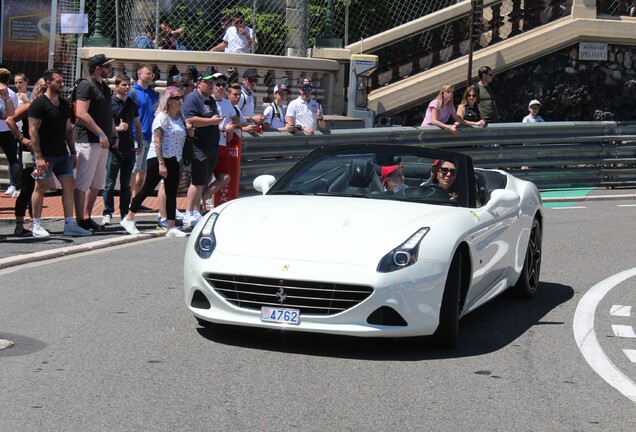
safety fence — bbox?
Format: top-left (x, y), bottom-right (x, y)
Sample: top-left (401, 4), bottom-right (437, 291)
top-left (2, 121), bottom-right (636, 192)
top-left (238, 121), bottom-right (636, 191)
top-left (83, 0), bottom-right (451, 55)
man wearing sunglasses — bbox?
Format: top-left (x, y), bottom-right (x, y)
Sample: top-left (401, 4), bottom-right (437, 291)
top-left (473, 65), bottom-right (499, 123)
top-left (73, 54), bottom-right (119, 232)
top-left (285, 77), bottom-right (326, 136)
top-left (210, 11), bottom-right (258, 53)
top-left (237, 68), bottom-right (265, 125)
top-left (181, 73), bottom-right (232, 227)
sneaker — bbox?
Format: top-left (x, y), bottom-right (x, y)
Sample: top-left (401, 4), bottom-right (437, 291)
top-left (14, 226), bottom-right (31, 236)
top-left (11, 189), bottom-right (20, 198)
top-left (175, 209), bottom-right (185, 220)
top-left (32, 224), bottom-right (50, 238)
top-left (64, 222), bottom-right (93, 237)
top-left (205, 198), bottom-right (214, 209)
top-left (156, 219), bottom-right (168, 231)
top-left (166, 227), bottom-right (187, 238)
top-left (120, 218), bottom-right (140, 235)
top-left (4, 186), bottom-right (16, 196)
top-left (137, 204), bottom-right (153, 212)
top-left (102, 214), bottom-right (112, 226)
top-left (78, 218), bottom-right (105, 232)
top-left (183, 211), bottom-right (202, 227)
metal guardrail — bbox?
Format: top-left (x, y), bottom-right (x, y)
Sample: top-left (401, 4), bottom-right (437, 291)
top-left (2, 121), bottom-right (635, 191)
top-left (239, 121), bottom-right (636, 190)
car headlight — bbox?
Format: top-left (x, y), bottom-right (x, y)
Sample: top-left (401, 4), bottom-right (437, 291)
top-left (377, 228), bottom-right (430, 273)
top-left (195, 213), bottom-right (219, 259)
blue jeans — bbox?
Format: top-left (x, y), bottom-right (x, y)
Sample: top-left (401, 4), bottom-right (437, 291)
top-left (102, 150), bottom-right (136, 216)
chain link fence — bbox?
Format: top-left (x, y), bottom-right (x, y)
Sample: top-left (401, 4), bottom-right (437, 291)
top-left (81, 0), bottom-right (456, 55)
top-left (54, 0), bottom-right (82, 97)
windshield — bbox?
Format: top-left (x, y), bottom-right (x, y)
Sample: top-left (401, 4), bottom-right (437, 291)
top-left (268, 147), bottom-right (470, 207)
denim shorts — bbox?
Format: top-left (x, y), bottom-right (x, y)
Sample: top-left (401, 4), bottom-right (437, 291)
top-left (31, 154), bottom-right (74, 181)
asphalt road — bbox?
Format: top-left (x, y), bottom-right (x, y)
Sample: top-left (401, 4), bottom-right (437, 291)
top-left (1, 199), bottom-right (635, 431)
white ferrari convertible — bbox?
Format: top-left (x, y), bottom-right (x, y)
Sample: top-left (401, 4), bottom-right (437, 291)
top-left (184, 144), bottom-right (543, 348)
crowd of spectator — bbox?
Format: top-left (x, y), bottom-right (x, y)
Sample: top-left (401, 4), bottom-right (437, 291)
top-left (421, 65), bottom-right (545, 134)
top-left (0, 51), bottom-right (327, 240)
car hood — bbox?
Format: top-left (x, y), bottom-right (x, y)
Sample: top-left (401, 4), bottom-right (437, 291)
top-left (212, 195), bottom-right (460, 265)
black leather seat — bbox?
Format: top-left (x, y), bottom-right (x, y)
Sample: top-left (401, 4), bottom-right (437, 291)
top-left (328, 159), bottom-right (383, 194)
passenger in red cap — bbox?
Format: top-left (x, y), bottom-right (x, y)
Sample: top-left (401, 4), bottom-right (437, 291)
top-left (381, 164), bottom-right (407, 193)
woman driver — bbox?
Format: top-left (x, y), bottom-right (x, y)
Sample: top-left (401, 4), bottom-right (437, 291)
top-left (430, 159), bottom-right (458, 199)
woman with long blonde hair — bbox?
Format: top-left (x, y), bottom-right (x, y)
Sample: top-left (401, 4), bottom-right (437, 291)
top-left (121, 86), bottom-right (193, 237)
top-left (420, 84), bottom-right (468, 135)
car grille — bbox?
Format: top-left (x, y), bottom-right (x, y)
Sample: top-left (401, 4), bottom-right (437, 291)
top-left (204, 273), bottom-right (374, 316)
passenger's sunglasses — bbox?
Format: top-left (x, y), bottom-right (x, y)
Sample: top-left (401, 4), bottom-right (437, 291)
top-left (247, 78), bottom-right (258, 84)
top-left (169, 95), bottom-right (183, 101)
top-left (439, 168), bottom-right (456, 176)
top-left (214, 82), bottom-right (227, 87)
top-left (467, 94), bottom-right (476, 98)
top-left (301, 85), bottom-right (312, 92)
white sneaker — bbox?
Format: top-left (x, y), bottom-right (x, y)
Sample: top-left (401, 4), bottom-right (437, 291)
top-left (4, 186), bottom-right (16, 196)
top-left (183, 211), bottom-right (202, 227)
top-left (64, 222), bottom-right (93, 236)
top-left (11, 189), bottom-right (20, 198)
top-left (102, 214), bottom-right (112, 225)
top-left (205, 198), bottom-right (214, 209)
top-left (166, 227), bottom-right (187, 238)
top-left (120, 218), bottom-right (140, 235)
top-left (175, 209), bottom-right (185, 220)
top-left (32, 224), bottom-right (50, 238)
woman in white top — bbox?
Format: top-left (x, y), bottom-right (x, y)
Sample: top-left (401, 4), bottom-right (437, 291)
top-left (121, 86), bottom-right (193, 237)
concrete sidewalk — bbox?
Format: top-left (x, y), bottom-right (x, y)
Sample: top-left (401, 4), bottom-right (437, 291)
top-left (0, 194), bottom-right (190, 269)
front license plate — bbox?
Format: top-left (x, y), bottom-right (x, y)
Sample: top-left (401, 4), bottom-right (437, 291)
top-left (260, 307), bottom-right (300, 325)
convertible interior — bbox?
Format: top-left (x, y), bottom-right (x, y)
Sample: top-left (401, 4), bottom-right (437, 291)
top-left (284, 157), bottom-right (508, 209)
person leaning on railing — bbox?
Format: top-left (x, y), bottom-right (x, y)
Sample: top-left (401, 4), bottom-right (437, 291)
top-left (420, 84), bottom-right (469, 135)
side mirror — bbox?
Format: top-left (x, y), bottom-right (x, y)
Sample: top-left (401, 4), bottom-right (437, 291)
top-left (253, 175), bottom-right (276, 194)
top-left (487, 189), bottom-right (520, 209)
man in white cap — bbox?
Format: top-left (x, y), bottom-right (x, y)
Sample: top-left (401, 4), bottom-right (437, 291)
top-left (285, 77), bottom-right (326, 136)
top-left (73, 53), bottom-right (118, 232)
top-left (263, 84), bottom-right (294, 132)
top-left (522, 99), bottom-right (544, 123)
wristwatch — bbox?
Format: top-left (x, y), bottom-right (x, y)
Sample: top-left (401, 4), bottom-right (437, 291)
top-left (221, 126), bottom-right (227, 133)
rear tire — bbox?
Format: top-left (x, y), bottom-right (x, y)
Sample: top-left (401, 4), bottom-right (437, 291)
top-left (434, 252), bottom-right (462, 349)
top-left (512, 218), bottom-right (542, 298)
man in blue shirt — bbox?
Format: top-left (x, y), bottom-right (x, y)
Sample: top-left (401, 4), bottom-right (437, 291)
top-left (129, 64), bottom-right (159, 207)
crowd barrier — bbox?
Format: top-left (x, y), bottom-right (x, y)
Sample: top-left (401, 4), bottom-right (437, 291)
top-left (2, 121), bottom-right (636, 193)
top-left (239, 121), bottom-right (636, 191)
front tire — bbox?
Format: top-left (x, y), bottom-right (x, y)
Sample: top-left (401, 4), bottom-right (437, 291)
top-left (434, 252), bottom-right (462, 349)
top-left (512, 218), bottom-right (542, 298)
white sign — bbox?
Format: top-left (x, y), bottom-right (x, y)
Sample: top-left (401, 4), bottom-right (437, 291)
top-left (60, 14), bottom-right (88, 34)
top-left (579, 42), bottom-right (608, 61)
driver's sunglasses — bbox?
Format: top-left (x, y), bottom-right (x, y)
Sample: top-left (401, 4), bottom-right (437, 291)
top-left (439, 167), bottom-right (456, 176)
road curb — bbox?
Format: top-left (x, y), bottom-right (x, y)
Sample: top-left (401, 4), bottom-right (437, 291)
top-left (0, 230), bottom-right (166, 270)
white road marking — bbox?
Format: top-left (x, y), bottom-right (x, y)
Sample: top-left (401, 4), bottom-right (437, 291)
top-left (610, 305), bottom-right (632, 317)
top-left (625, 350), bottom-right (636, 363)
top-left (617, 204), bottom-right (636, 207)
top-left (612, 325), bottom-right (636, 338)
top-left (550, 206), bottom-right (587, 210)
top-left (573, 267), bottom-right (636, 404)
